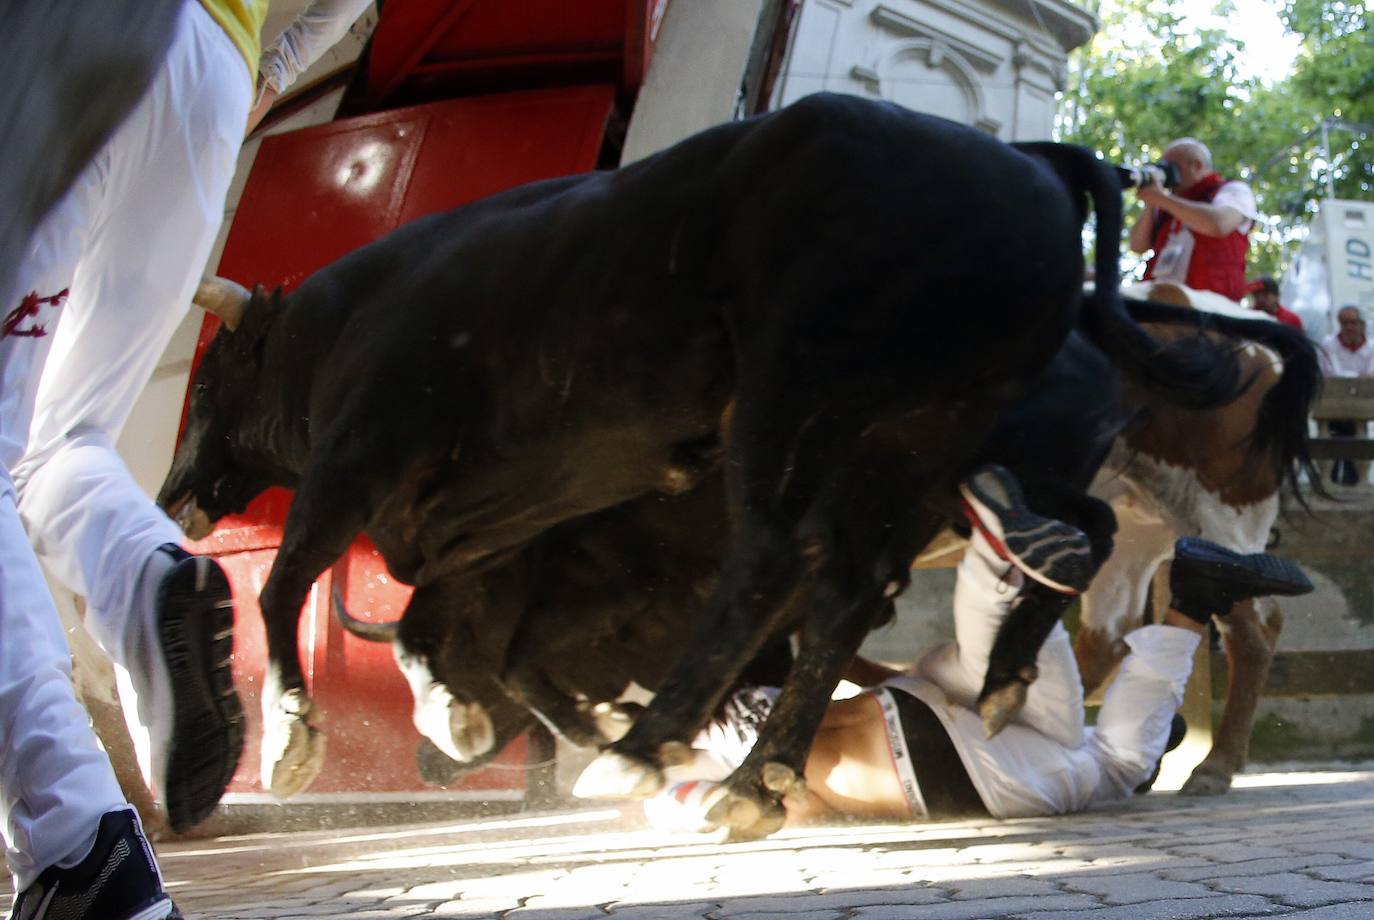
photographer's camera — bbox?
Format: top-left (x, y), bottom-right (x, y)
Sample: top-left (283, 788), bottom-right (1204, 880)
top-left (1117, 160), bottom-right (1182, 191)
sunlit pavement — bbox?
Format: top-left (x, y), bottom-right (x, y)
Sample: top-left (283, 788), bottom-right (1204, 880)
top-left (101, 768), bottom-right (1374, 919)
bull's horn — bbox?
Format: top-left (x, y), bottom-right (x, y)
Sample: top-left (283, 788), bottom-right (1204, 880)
top-left (194, 275), bottom-right (251, 331)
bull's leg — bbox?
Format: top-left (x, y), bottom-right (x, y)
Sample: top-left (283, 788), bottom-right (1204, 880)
top-left (1181, 596), bottom-right (1282, 795)
top-left (258, 549), bottom-right (342, 798)
top-left (574, 528), bottom-right (807, 799)
top-left (577, 384), bottom-right (871, 800)
top-left (1159, 494), bottom-right (1279, 795)
top-left (258, 453), bottom-right (373, 798)
top-left (1074, 514), bottom-right (1174, 698)
top-left (503, 665), bottom-right (607, 748)
top-left (707, 487), bottom-right (945, 838)
top-left (710, 587), bottom-right (885, 838)
top-left (391, 578), bottom-right (517, 764)
top-left (500, 570), bottom-right (652, 748)
top-left (1074, 628), bottom-right (1129, 701)
top-left (977, 485), bottom-right (1116, 737)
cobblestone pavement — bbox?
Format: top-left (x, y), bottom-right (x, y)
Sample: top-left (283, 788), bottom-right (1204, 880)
top-left (106, 768), bottom-right (1370, 919)
top-left (2, 769), bottom-right (1368, 918)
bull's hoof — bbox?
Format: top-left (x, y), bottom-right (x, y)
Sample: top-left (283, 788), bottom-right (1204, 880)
top-left (1180, 767), bottom-right (1234, 797)
top-left (761, 762), bottom-right (807, 802)
top-left (416, 739), bottom-right (463, 786)
top-left (590, 702), bottom-right (643, 743)
top-left (413, 683), bottom-right (494, 763)
top-left (262, 691), bottom-right (326, 798)
top-left (450, 701), bottom-right (495, 761)
top-left (573, 750), bottom-right (664, 800)
top-left (659, 741), bottom-right (695, 767)
top-left (978, 680), bottom-right (1028, 739)
top-left (706, 787), bottom-right (787, 840)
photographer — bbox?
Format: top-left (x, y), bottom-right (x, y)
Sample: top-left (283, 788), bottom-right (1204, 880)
top-left (1128, 137), bottom-right (1258, 301)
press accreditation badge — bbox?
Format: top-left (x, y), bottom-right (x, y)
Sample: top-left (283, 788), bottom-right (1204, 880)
top-left (1152, 226), bottom-right (1195, 284)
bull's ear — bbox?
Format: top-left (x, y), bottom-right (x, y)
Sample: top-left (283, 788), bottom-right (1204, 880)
top-left (193, 275), bottom-right (251, 331)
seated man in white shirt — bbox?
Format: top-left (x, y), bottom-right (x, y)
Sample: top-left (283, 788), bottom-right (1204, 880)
top-left (1318, 306), bottom-right (1374, 485)
top-left (647, 467), bottom-right (1313, 831)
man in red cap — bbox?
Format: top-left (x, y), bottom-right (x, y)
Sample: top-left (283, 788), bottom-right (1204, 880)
top-left (1247, 275), bottom-right (1303, 331)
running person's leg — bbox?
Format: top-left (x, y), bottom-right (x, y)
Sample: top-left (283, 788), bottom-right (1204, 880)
top-left (0, 80), bottom-right (175, 920)
top-left (11, 2), bottom-right (250, 833)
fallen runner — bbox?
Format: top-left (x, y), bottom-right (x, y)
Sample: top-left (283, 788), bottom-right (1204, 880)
top-left (645, 508), bottom-right (1312, 831)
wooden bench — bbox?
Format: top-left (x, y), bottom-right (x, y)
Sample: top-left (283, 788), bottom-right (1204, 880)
top-left (1309, 377), bottom-right (1374, 464)
top-left (1210, 648), bottom-right (1374, 699)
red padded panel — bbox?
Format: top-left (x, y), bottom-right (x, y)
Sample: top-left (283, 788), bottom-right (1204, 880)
top-left (394, 86), bottom-right (614, 223)
top-left (186, 87), bottom-right (613, 795)
top-left (217, 86), bottom-right (612, 293)
top-left (366, 0), bottom-right (658, 106)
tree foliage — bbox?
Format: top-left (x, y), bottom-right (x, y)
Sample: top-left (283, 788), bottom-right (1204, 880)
top-left (1058, 0), bottom-right (1371, 282)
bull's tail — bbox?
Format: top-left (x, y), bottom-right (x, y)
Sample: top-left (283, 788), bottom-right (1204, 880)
top-left (1016, 142), bottom-right (1246, 411)
top-left (331, 584), bottom-right (400, 642)
top-left (1123, 299), bottom-right (1325, 502)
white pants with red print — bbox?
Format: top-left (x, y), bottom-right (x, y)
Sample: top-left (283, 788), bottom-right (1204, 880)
top-left (0, 1), bottom-right (248, 890)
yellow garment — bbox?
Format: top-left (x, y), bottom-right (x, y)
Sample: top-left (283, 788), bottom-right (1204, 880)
top-left (198, 0), bottom-right (269, 82)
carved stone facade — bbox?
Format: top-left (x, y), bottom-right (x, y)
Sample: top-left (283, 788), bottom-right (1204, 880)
top-left (771, 0), bottom-right (1097, 140)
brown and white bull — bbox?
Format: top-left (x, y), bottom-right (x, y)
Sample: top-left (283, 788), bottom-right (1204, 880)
top-left (1075, 281), bottom-right (1322, 795)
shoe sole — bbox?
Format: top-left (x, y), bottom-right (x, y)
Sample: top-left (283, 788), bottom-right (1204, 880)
top-left (128, 897), bottom-right (181, 920)
top-left (1173, 537), bottom-right (1314, 597)
top-left (959, 467), bottom-right (1092, 595)
top-left (1136, 713), bottom-right (1189, 794)
top-left (158, 556), bottom-right (244, 833)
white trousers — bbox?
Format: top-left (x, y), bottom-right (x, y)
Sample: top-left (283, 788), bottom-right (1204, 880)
top-left (0, 1), bottom-right (248, 889)
top-left (904, 531), bottom-right (1198, 818)
top-left (663, 532), bottom-right (1198, 823)
top-left (915, 532), bottom-right (1086, 748)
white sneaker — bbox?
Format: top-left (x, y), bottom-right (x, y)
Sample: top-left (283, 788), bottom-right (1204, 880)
top-left (643, 780), bottom-right (731, 833)
top-left (133, 546), bottom-right (244, 832)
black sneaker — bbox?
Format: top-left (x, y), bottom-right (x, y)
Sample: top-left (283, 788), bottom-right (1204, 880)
top-left (1135, 713), bottom-right (1188, 795)
top-left (154, 546), bottom-right (244, 833)
top-left (959, 465), bottom-right (1093, 594)
top-left (1169, 537), bottom-right (1314, 625)
top-left (8, 807), bottom-right (181, 920)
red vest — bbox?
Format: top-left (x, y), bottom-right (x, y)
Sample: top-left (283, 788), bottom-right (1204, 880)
top-left (1144, 172), bottom-right (1250, 301)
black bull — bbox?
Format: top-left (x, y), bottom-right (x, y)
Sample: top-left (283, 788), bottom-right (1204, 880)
top-left (158, 93), bottom-right (1243, 831)
top-left (338, 307), bottom-right (1318, 795)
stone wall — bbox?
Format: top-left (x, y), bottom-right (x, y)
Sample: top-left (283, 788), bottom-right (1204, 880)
top-left (1247, 488), bottom-right (1374, 763)
top-left (771, 0), bottom-right (1096, 141)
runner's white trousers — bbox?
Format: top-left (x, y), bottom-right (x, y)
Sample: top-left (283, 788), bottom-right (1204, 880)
top-left (0, 1), bottom-right (248, 889)
top-left (904, 530), bottom-right (1200, 818)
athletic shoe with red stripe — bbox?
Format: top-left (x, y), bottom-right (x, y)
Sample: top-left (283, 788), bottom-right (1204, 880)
top-left (959, 465), bottom-right (1092, 595)
top-left (642, 780), bottom-right (732, 833)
